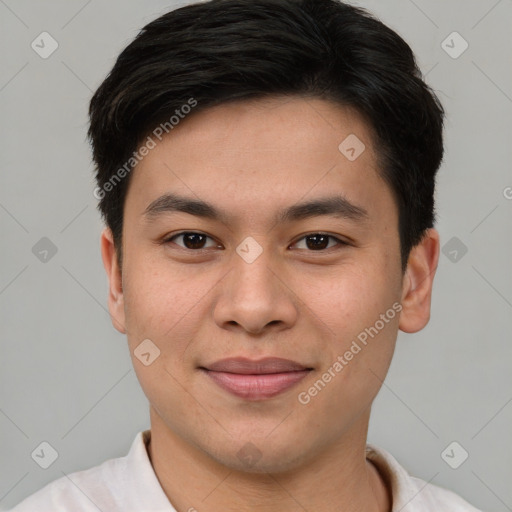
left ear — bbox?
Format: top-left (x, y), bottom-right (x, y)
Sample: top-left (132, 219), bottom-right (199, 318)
top-left (399, 228), bottom-right (440, 333)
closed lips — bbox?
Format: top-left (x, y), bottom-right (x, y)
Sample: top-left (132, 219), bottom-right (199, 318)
top-left (200, 357), bottom-right (313, 400)
top-left (202, 357), bottom-right (313, 374)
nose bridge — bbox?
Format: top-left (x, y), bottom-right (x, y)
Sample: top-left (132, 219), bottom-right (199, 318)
top-left (213, 236), bottom-right (297, 333)
top-left (231, 237), bottom-right (279, 302)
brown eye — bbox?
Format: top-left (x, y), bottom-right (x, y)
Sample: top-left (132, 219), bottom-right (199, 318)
top-left (292, 234), bottom-right (346, 251)
top-left (166, 232), bottom-right (218, 250)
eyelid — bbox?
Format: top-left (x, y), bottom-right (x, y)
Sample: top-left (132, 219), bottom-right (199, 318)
top-left (289, 232), bottom-right (349, 250)
top-left (163, 231), bottom-right (349, 251)
top-left (163, 231), bottom-right (220, 249)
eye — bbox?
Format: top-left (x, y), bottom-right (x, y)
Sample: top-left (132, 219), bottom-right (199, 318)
top-left (162, 231), bottom-right (349, 252)
top-left (164, 231), bottom-right (220, 250)
top-left (291, 233), bottom-right (348, 251)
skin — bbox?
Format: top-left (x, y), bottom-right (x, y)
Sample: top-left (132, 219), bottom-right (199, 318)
top-left (101, 96), bottom-right (439, 512)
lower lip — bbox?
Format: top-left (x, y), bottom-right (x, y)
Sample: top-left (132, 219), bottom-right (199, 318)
top-left (202, 369), bottom-right (311, 400)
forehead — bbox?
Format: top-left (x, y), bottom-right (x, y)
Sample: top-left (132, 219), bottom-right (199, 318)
top-left (125, 96), bottom-right (396, 231)
top-left (154, 96), bottom-right (377, 162)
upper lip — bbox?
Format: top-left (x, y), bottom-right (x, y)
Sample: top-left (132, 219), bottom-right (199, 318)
top-left (202, 357), bottom-right (311, 375)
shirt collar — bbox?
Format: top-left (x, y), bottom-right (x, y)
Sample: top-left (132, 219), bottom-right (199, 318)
top-left (120, 429), bottom-right (177, 511)
top-left (128, 431), bottom-right (425, 512)
top-left (366, 444), bottom-right (430, 511)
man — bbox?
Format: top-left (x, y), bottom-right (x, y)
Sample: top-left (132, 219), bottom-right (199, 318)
top-left (10, 0), bottom-right (481, 510)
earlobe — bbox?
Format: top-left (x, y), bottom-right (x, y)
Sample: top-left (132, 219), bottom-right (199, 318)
top-left (398, 228), bottom-right (440, 334)
top-left (100, 227), bottom-right (126, 334)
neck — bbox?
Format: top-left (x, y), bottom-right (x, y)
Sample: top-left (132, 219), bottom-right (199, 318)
top-left (146, 407), bottom-right (390, 512)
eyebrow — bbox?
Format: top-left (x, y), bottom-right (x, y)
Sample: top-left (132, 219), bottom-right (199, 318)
top-left (142, 192), bottom-right (369, 225)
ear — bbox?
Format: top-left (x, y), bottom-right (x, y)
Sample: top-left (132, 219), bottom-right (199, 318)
top-left (100, 227), bottom-right (126, 334)
top-left (398, 228), bottom-right (440, 333)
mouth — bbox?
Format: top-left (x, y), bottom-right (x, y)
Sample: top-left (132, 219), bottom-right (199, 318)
top-left (199, 357), bottom-right (313, 401)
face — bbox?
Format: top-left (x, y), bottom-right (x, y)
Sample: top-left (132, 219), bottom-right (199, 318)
top-left (101, 96), bottom-right (439, 473)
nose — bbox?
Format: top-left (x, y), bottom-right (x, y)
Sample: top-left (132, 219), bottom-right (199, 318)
top-left (213, 242), bottom-right (299, 335)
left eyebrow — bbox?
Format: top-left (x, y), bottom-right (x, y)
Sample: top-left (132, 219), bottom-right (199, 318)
top-left (142, 192), bottom-right (369, 225)
top-left (277, 195), bottom-right (369, 224)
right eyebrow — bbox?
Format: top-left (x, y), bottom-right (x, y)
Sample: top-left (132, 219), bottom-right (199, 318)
top-left (143, 193), bottom-right (228, 223)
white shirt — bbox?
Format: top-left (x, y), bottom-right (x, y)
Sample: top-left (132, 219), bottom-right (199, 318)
top-left (9, 430), bottom-right (481, 511)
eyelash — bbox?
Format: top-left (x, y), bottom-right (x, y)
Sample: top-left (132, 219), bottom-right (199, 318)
top-left (161, 231), bottom-right (349, 252)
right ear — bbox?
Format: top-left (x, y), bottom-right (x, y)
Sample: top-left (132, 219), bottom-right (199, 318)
top-left (100, 227), bottom-right (126, 334)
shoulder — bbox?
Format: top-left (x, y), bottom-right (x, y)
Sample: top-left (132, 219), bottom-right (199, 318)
top-left (366, 445), bottom-right (482, 512)
top-left (407, 475), bottom-right (482, 512)
top-left (9, 450), bottom-right (129, 512)
top-left (8, 432), bottom-right (143, 512)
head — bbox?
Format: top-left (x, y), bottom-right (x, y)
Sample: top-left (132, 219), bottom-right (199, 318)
top-left (90, 0), bottom-right (443, 472)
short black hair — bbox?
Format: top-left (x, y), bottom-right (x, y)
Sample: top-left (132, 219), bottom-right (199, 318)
top-left (88, 0), bottom-right (444, 272)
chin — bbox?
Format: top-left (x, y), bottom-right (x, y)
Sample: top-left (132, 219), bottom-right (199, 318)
top-left (204, 434), bottom-right (316, 475)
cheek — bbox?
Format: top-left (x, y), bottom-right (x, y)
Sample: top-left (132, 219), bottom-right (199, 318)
top-left (303, 263), bottom-right (390, 329)
top-left (328, 272), bottom-right (400, 397)
top-left (298, 313), bottom-right (398, 423)
top-left (121, 256), bottom-right (217, 368)
top-left (299, 258), bottom-right (400, 377)
top-left (123, 246), bottom-right (172, 313)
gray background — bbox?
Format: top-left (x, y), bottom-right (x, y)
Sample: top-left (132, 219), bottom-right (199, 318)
top-left (1, 0), bottom-right (511, 510)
